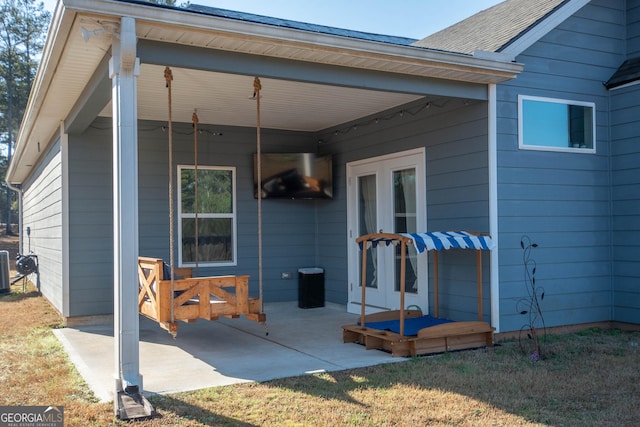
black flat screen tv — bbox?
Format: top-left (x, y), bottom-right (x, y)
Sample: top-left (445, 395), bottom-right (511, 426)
top-left (253, 153), bottom-right (333, 199)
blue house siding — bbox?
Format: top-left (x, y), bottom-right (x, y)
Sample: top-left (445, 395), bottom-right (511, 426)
top-left (318, 98), bottom-right (492, 321)
top-left (629, 0), bottom-right (640, 57)
top-left (611, 83), bottom-right (640, 323)
top-left (315, 178), bottom-right (347, 305)
top-left (611, 0), bottom-right (640, 323)
top-left (21, 138), bottom-right (64, 314)
top-left (67, 124), bottom-right (113, 317)
top-left (495, 0), bottom-right (627, 332)
top-left (423, 101), bottom-right (492, 321)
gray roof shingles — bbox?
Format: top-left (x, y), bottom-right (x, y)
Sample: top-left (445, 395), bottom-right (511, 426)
top-left (412, 0), bottom-right (568, 54)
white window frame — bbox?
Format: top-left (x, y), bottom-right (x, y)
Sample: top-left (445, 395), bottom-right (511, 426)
top-left (518, 95), bottom-right (596, 154)
top-left (177, 165), bottom-right (237, 267)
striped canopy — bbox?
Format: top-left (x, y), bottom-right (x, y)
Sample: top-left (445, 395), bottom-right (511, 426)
top-left (359, 231), bottom-right (494, 253)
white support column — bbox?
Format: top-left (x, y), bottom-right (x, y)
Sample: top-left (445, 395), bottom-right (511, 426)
top-left (110, 17), bottom-right (151, 419)
top-left (488, 84), bottom-right (500, 333)
top-left (60, 123), bottom-right (70, 318)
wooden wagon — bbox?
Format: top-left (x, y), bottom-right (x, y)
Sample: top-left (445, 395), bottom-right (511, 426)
top-left (138, 257), bottom-right (266, 337)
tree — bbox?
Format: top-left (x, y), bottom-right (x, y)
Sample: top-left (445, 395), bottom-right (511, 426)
top-left (0, 0), bottom-right (50, 234)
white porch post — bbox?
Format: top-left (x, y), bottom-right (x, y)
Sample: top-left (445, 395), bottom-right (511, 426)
top-left (488, 83), bottom-right (500, 333)
top-left (110, 16), bottom-right (150, 418)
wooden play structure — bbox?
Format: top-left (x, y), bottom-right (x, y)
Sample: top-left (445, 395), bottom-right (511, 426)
top-left (138, 257), bottom-right (266, 337)
top-left (342, 231), bottom-right (495, 357)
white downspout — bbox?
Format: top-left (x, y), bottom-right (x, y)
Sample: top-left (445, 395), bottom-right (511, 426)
top-left (60, 124), bottom-right (70, 318)
top-left (488, 84), bottom-right (500, 333)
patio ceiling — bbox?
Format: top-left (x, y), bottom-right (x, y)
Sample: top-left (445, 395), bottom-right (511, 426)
top-left (8, 0), bottom-right (523, 183)
top-left (116, 64), bottom-right (424, 132)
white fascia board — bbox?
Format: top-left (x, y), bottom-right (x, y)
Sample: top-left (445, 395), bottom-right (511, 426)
top-left (64, 0), bottom-right (523, 79)
top-left (608, 80), bottom-right (640, 91)
top-left (473, 49), bottom-right (515, 63)
top-left (501, 0), bottom-right (590, 58)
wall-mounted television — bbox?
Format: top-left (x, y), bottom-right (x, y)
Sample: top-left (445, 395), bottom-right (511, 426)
top-left (254, 153), bottom-right (333, 199)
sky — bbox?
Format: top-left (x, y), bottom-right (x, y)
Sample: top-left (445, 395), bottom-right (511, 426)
top-left (41, 0), bottom-right (504, 40)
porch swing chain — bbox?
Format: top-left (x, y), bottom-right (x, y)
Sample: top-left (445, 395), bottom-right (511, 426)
top-left (254, 77), bottom-right (264, 316)
top-left (192, 111), bottom-right (200, 277)
top-left (164, 66), bottom-right (175, 325)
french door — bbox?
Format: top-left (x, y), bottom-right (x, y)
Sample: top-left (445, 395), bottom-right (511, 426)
top-left (346, 149), bottom-right (427, 314)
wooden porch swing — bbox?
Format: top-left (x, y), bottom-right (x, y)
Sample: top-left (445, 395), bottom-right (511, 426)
top-left (138, 70), bottom-right (266, 337)
top-left (342, 231), bottom-right (495, 357)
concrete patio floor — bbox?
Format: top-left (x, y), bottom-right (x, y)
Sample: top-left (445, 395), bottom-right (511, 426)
top-left (54, 302), bottom-right (405, 402)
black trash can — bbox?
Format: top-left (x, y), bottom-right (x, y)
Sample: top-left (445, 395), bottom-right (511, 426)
top-left (298, 267), bottom-right (324, 309)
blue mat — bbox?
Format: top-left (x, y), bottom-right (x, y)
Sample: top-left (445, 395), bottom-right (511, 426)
top-left (362, 315), bottom-right (454, 336)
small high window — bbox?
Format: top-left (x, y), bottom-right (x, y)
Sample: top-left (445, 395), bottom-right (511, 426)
top-left (518, 95), bottom-right (596, 153)
top-left (178, 165), bottom-right (237, 267)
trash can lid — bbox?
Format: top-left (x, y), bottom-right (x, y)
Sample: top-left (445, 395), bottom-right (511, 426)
top-left (298, 267), bottom-right (324, 274)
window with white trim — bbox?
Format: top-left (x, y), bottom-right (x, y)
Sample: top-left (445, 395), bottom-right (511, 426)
top-left (178, 165), bottom-right (237, 267)
top-left (518, 95), bottom-right (596, 153)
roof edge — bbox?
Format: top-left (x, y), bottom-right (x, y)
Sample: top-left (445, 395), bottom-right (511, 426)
top-left (6, 0), bottom-right (75, 184)
top-left (605, 57), bottom-right (640, 90)
top-left (500, 0), bottom-right (590, 57)
top-left (51, 0), bottom-right (524, 85)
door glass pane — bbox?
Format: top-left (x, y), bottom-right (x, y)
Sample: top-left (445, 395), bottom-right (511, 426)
top-left (358, 174), bottom-right (377, 289)
top-left (393, 169), bottom-right (418, 294)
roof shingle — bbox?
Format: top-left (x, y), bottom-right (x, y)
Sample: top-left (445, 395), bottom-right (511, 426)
top-left (412, 0), bottom-right (567, 54)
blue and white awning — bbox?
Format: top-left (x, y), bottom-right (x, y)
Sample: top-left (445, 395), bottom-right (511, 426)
top-left (401, 231), bottom-right (494, 252)
top-left (359, 231), bottom-right (494, 253)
